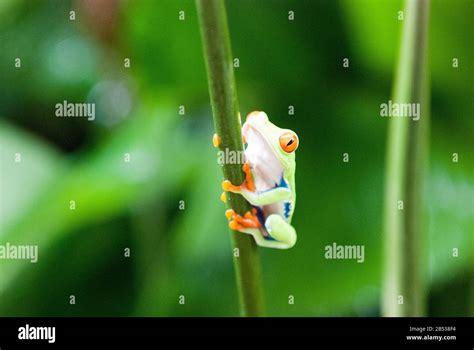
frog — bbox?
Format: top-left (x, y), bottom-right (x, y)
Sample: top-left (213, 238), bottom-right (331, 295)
top-left (219, 111), bottom-right (298, 249)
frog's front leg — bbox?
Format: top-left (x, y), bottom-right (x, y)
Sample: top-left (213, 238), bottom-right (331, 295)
top-left (222, 179), bottom-right (291, 207)
top-left (222, 164), bottom-right (291, 206)
top-left (220, 163), bottom-right (255, 204)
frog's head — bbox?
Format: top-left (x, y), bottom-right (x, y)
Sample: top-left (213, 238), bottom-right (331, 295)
top-left (242, 111), bottom-right (298, 172)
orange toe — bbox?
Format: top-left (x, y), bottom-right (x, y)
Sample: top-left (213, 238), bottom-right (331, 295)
top-left (231, 211), bottom-right (260, 228)
top-left (220, 192), bottom-right (227, 203)
top-left (212, 133), bottom-right (221, 148)
top-left (222, 179), bottom-right (241, 192)
top-left (229, 220), bottom-right (243, 231)
top-left (225, 209), bottom-right (236, 219)
top-left (222, 180), bottom-right (232, 191)
top-left (242, 163), bottom-right (256, 192)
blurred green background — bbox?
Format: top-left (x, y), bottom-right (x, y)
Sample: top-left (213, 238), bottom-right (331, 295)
top-left (0, 0), bottom-right (472, 316)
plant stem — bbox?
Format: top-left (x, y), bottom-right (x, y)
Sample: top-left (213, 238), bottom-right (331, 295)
top-left (382, 0), bottom-right (430, 316)
top-left (196, 0), bottom-right (265, 317)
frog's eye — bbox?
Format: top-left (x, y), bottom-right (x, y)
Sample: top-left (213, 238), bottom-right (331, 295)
top-left (279, 132), bottom-right (299, 153)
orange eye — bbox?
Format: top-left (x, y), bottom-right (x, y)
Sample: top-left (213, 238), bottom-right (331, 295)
top-left (279, 132), bottom-right (299, 153)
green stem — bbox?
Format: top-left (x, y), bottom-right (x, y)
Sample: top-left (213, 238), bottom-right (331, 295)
top-left (382, 0), bottom-right (430, 316)
top-left (196, 0), bottom-right (265, 317)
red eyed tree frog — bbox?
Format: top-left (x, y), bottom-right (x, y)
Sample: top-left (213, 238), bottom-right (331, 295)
top-left (218, 111), bottom-right (298, 249)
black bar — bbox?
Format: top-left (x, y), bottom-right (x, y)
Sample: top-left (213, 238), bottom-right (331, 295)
top-left (0, 317), bottom-right (472, 347)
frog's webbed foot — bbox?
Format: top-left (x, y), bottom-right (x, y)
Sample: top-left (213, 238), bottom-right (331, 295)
top-left (222, 162), bottom-right (255, 195)
top-left (225, 208), bottom-right (261, 231)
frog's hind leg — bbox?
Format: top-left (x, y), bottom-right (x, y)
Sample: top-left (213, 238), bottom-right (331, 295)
top-left (229, 224), bottom-right (275, 250)
top-left (263, 214), bottom-right (297, 249)
top-left (225, 209), bottom-right (295, 249)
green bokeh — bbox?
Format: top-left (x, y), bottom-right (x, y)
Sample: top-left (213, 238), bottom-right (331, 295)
top-left (0, 0), bottom-right (472, 316)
